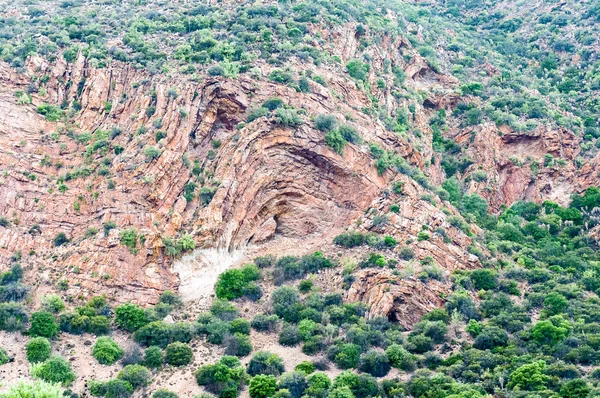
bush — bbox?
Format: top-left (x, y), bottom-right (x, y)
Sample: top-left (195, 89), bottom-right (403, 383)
top-left (117, 364), bottom-right (152, 389)
top-left (93, 337), bottom-right (124, 365)
top-left (134, 321), bottom-right (172, 348)
top-left (115, 303), bottom-right (148, 332)
top-left (53, 232), bottom-right (69, 247)
top-left (295, 361), bottom-right (316, 374)
top-left (247, 351), bottom-right (285, 376)
top-left (278, 372), bottom-right (307, 398)
top-left (89, 379), bottom-right (133, 398)
top-left (279, 324), bottom-right (302, 346)
top-left (29, 312), bottom-right (58, 339)
top-left (249, 375), bottom-right (277, 398)
top-left (358, 350), bottom-right (391, 377)
top-left (41, 295), bottom-right (65, 314)
top-left (210, 300), bottom-right (240, 321)
top-left (0, 381), bottom-right (62, 398)
top-left (325, 130), bottom-right (346, 154)
top-left (229, 318), bottom-right (250, 335)
top-left (224, 333), bottom-right (253, 357)
top-left (31, 356), bottom-right (76, 386)
top-left (346, 60), bottom-right (369, 81)
top-left (195, 356), bottom-right (246, 397)
top-left (164, 342), bottom-right (193, 367)
top-left (153, 391), bottom-right (178, 398)
top-left (144, 346), bottom-right (163, 369)
top-left (314, 114), bottom-right (337, 132)
top-left (473, 326), bottom-right (509, 350)
top-left (251, 314), bottom-right (279, 332)
top-left (215, 265), bottom-right (261, 300)
top-left (0, 347), bottom-right (8, 365)
top-left (385, 344), bottom-right (416, 371)
top-left (26, 337), bottom-right (51, 363)
top-left (470, 269), bottom-right (498, 290)
top-left (331, 343), bottom-right (361, 369)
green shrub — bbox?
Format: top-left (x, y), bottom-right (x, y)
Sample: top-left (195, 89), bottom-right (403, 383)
top-left (325, 130), bottom-right (346, 154)
top-left (164, 342), bottom-right (193, 366)
top-left (0, 381), bottom-right (62, 398)
top-left (41, 295), bottom-right (65, 314)
top-left (295, 361), bottom-right (315, 374)
top-left (279, 324), bottom-right (301, 346)
top-left (117, 364), bottom-right (152, 390)
top-left (133, 321), bottom-right (172, 348)
top-left (278, 371), bottom-right (307, 398)
top-left (251, 314), bottom-right (279, 332)
top-left (224, 333), bottom-right (253, 357)
top-left (29, 312), bottom-right (58, 339)
top-left (358, 350), bottom-right (391, 377)
top-left (247, 351), bottom-right (285, 376)
top-left (195, 356), bottom-right (246, 397)
top-left (385, 344), bottom-right (416, 371)
top-left (152, 390), bottom-right (178, 398)
top-left (115, 303), bottom-right (148, 332)
top-left (215, 264), bottom-right (261, 300)
top-left (93, 337), bottom-right (124, 365)
top-left (249, 375), bottom-right (277, 398)
top-left (314, 114), bottom-right (337, 132)
top-left (26, 337), bottom-right (51, 363)
top-left (0, 347), bottom-right (8, 365)
top-left (346, 60), bottom-right (370, 81)
top-left (144, 346), bottom-right (163, 369)
top-left (89, 379), bottom-right (133, 398)
top-left (31, 356), bottom-right (76, 386)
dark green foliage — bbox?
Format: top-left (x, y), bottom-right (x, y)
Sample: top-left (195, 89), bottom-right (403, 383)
top-left (89, 379), bottom-right (133, 398)
top-left (0, 347), bottom-right (8, 365)
top-left (247, 351), bottom-right (285, 376)
top-left (164, 342), bottom-right (193, 366)
top-left (278, 372), bottom-right (307, 398)
top-left (133, 321), bottom-right (173, 348)
top-left (358, 350), bottom-right (390, 377)
top-left (345, 60), bottom-right (369, 81)
top-left (115, 303), bottom-right (148, 332)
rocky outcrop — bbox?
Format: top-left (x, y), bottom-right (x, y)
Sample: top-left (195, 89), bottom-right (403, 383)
top-left (0, 52), bottom-right (421, 303)
top-left (346, 269), bottom-right (447, 329)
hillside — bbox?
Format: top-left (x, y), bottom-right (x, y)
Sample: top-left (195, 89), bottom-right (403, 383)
top-left (0, 0), bottom-right (600, 397)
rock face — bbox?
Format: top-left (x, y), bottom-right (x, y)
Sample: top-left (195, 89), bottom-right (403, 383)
top-left (0, 17), bottom-right (597, 316)
top-left (0, 53), bottom-right (422, 303)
